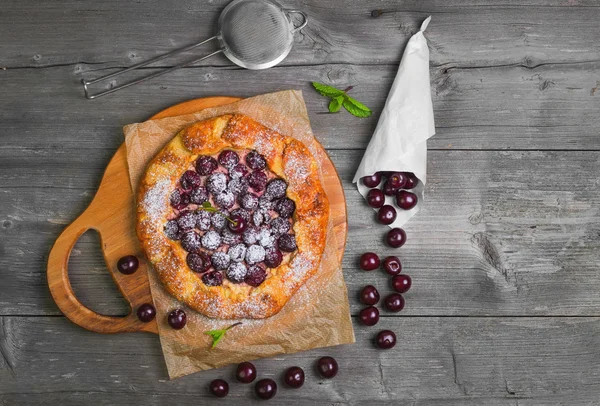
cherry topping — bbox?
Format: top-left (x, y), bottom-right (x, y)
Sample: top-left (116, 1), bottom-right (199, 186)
top-left (275, 197), bottom-right (296, 218)
top-left (255, 378), bottom-right (277, 400)
top-left (218, 149), bottom-right (239, 168)
top-left (170, 189), bottom-right (189, 210)
top-left (210, 252), bottom-right (231, 270)
top-left (388, 172), bottom-right (407, 189)
top-left (164, 220), bottom-right (180, 240)
top-left (117, 255), bottom-right (139, 275)
top-left (226, 262), bottom-right (247, 283)
top-left (317, 356), bottom-right (338, 379)
top-left (360, 285), bottom-right (380, 305)
top-left (383, 256), bottom-right (402, 275)
top-left (228, 243), bottom-right (247, 262)
top-left (378, 205), bottom-right (397, 225)
top-left (196, 155), bottom-right (218, 176)
top-left (387, 228), bottom-right (407, 248)
top-left (239, 193), bottom-right (259, 210)
top-left (214, 191), bottom-right (235, 209)
top-left (359, 252), bottom-right (380, 271)
top-left (167, 309), bottom-right (186, 330)
top-left (136, 303), bottom-right (156, 322)
top-left (231, 208), bottom-right (250, 222)
top-left (247, 171), bottom-right (267, 192)
top-left (366, 188), bottom-right (385, 208)
top-left (186, 252), bottom-right (211, 273)
top-left (236, 361), bottom-right (257, 383)
top-left (176, 211), bottom-right (196, 231)
top-left (264, 247), bottom-right (283, 268)
top-left (180, 170), bottom-right (202, 191)
top-left (201, 230), bottom-right (221, 250)
top-left (403, 172), bottom-right (419, 189)
top-left (245, 264), bottom-right (267, 286)
top-left (392, 274), bottom-right (412, 293)
top-left (202, 271), bottom-right (224, 286)
top-left (180, 231), bottom-right (201, 252)
top-left (228, 214), bottom-right (247, 234)
top-left (230, 163), bottom-right (249, 179)
top-left (278, 234), bottom-right (297, 252)
top-left (265, 178), bottom-right (287, 199)
top-left (361, 173), bottom-right (381, 188)
top-left (384, 293), bottom-right (405, 312)
top-left (396, 190), bottom-right (418, 210)
top-left (227, 177), bottom-right (248, 196)
top-left (245, 244), bottom-right (266, 265)
top-left (209, 379), bottom-right (229, 398)
top-left (221, 227), bottom-right (242, 245)
top-left (189, 186), bottom-right (208, 205)
top-left (258, 195), bottom-right (275, 211)
top-left (195, 210), bottom-right (212, 231)
top-left (246, 150), bottom-right (267, 170)
top-left (284, 366), bottom-right (305, 388)
top-left (211, 211), bottom-right (228, 230)
top-left (270, 217), bottom-right (291, 236)
top-left (376, 330), bottom-right (396, 349)
top-left (359, 306), bottom-right (380, 326)
top-left (206, 173), bottom-right (228, 195)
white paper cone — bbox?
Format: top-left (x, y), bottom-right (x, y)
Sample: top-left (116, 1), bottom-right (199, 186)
top-left (353, 16), bottom-right (435, 228)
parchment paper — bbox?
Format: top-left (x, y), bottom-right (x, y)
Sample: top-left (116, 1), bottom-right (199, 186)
top-left (123, 90), bottom-right (355, 379)
top-left (353, 16), bottom-right (435, 228)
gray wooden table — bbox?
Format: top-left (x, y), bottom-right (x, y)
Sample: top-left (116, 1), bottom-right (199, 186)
top-left (2, 1), bottom-right (600, 404)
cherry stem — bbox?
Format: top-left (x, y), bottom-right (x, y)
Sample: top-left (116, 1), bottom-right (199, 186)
top-left (226, 322), bottom-right (243, 331)
top-left (343, 86), bottom-right (353, 93)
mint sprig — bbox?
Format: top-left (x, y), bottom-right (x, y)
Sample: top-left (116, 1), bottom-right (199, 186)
top-left (198, 201), bottom-right (236, 224)
top-left (204, 322), bottom-right (243, 348)
top-left (311, 82), bottom-right (372, 118)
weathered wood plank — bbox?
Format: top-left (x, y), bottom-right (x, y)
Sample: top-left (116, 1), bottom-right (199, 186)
top-left (2, 0), bottom-right (600, 69)
top-left (2, 150), bottom-right (599, 316)
top-left (2, 316), bottom-right (600, 405)
top-left (1, 63), bottom-right (599, 151)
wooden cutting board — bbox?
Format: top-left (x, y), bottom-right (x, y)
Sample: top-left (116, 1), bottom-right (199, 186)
top-left (47, 97), bottom-right (348, 334)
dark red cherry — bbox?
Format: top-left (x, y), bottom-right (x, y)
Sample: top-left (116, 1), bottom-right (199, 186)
top-left (382, 180), bottom-right (398, 196)
top-left (396, 190), bottom-right (418, 210)
top-left (359, 252), bottom-right (380, 271)
top-left (170, 189), bottom-right (189, 210)
top-left (384, 293), bottom-right (405, 312)
top-left (392, 274), bottom-right (412, 293)
top-left (117, 255), bottom-right (139, 275)
top-left (255, 378), bottom-right (277, 400)
top-left (136, 303), bottom-right (156, 322)
top-left (359, 306), bottom-right (380, 326)
top-left (202, 271), bottom-right (224, 286)
top-left (264, 247), bottom-right (283, 268)
top-left (236, 361), bottom-right (257, 383)
top-left (383, 256), bottom-right (402, 275)
top-left (360, 285), bottom-right (380, 305)
top-left (388, 172), bottom-right (407, 189)
top-left (278, 234), bottom-right (297, 252)
top-left (247, 171), bottom-right (268, 192)
top-left (403, 172), bottom-right (419, 189)
top-left (180, 170), bottom-right (202, 191)
top-left (284, 366), bottom-right (305, 388)
top-left (378, 205), bottom-right (397, 225)
top-left (167, 309), bottom-right (186, 330)
top-left (386, 228), bottom-right (407, 248)
top-left (361, 173), bottom-right (381, 188)
top-left (376, 330), bottom-right (396, 349)
top-left (218, 149), bottom-right (239, 168)
top-left (366, 188), bottom-right (385, 208)
top-left (209, 379), bottom-right (229, 398)
top-left (246, 150), bottom-right (267, 170)
top-left (196, 155), bottom-right (218, 175)
top-left (187, 252), bottom-right (211, 273)
top-left (317, 356), bottom-right (338, 379)
top-left (228, 214), bottom-right (247, 234)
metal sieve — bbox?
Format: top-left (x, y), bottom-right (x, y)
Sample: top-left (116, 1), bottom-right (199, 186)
top-left (82, 0), bottom-right (307, 99)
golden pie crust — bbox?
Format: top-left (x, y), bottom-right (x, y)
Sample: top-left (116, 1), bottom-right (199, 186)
top-left (136, 114), bottom-right (330, 319)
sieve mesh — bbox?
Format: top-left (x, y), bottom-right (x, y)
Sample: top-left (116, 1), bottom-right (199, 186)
top-left (219, 0), bottom-right (293, 69)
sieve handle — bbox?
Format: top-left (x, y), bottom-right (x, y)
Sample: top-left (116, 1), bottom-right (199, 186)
top-left (81, 36), bottom-right (222, 99)
top-left (286, 9), bottom-right (308, 33)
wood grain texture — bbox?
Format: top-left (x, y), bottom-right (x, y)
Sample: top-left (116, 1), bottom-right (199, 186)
top-left (2, 316), bottom-right (600, 404)
top-left (1, 63), bottom-right (599, 151)
top-left (3, 150), bottom-right (599, 316)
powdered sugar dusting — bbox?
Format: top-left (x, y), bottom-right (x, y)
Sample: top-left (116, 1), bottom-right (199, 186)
top-left (141, 179), bottom-right (171, 222)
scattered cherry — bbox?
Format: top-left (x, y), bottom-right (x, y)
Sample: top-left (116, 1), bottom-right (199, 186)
top-left (366, 188), bottom-right (385, 208)
top-left (384, 293), bottom-right (405, 312)
top-left (359, 252), bottom-right (380, 271)
top-left (376, 330), bottom-right (396, 349)
top-left (378, 205), bottom-right (397, 225)
top-left (317, 356), bottom-right (338, 379)
top-left (392, 274), bottom-right (412, 293)
top-left (361, 173), bottom-right (381, 188)
top-left (228, 214), bottom-right (247, 234)
top-left (209, 379), bottom-right (229, 398)
top-left (284, 366), bottom-right (305, 388)
top-left (403, 172), bottom-right (419, 189)
top-left (360, 285), bottom-right (380, 305)
top-left (383, 256), bottom-right (402, 275)
top-left (359, 306), bottom-right (380, 326)
top-left (255, 378), bottom-right (277, 400)
top-left (167, 309), bottom-right (187, 330)
top-left (236, 361), bottom-right (257, 383)
top-left (387, 228), bottom-right (407, 248)
top-left (388, 172), bottom-right (407, 189)
top-left (396, 190), bottom-right (418, 210)
top-left (136, 303), bottom-right (156, 322)
top-left (117, 255), bottom-right (139, 275)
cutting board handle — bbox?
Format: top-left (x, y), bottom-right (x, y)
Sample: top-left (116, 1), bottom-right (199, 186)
top-left (47, 146), bottom-right (158, 334)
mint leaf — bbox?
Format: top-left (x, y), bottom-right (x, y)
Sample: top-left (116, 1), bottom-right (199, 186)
top-left (312, 82), bottom-right (344, 98)
top-left (329, 96), bottom-right (344, 113)
top-left (204, 322), bottom-right (242, 349)
top-left (342, 96), bottom-right (372, 118)
top-left (202, 201), bottom-right (212, 209)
